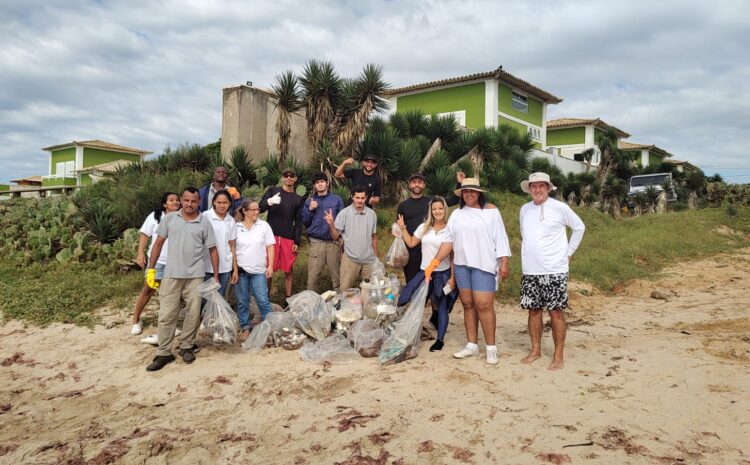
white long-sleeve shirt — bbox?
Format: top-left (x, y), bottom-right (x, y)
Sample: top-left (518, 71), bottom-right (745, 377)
top-left (444, 206), bottom-right (511, 274)
top-left (520, 197), bottom-right (585, 274)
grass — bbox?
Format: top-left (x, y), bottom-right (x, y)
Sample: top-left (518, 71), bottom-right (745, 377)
top-left (1, 195), bottom-right (748, 326)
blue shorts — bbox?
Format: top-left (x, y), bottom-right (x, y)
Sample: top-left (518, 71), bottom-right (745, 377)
top-left (144, 262), bottom-right (166, 280)
top-left (454, 265), bottom-right (496, 292)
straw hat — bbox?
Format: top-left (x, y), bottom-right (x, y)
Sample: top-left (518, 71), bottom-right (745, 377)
top-left (454, 177), bottom-right (486, 197)
top-left (521, 172), bottom-right (557, 193)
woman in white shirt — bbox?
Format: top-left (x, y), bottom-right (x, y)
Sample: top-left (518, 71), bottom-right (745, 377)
top-left (233, 198), bottom-right (276, 341)
top-left (397, 196), bottom-right (458, 352)
top-left (130, 192), bottom-right (180, 335)
top-left (426, 178), bottom-right (511, 365)
top-left (203, 190), bottom-right (238, 297)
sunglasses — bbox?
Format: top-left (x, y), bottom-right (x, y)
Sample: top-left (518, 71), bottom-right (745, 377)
top-left (282, 173), bottom-right (296, 178)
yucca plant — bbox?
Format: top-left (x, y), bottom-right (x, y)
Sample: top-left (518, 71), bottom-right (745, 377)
top-left (425, 166), bottom-right (457, 199)
top-left (485, 159), bottom-right (525, 194)
top-left (367, 115), bottom-right (388, 135)
top-left (684, 169), bottom-right (706, 210)
top-left (271, 70), bottom-right (303, 163)
top-left (257, 154), bottom-right (311, 193)
top-left (423, 113), bottom-right (459, 147)
top-left (452, 157), bottom-right (474, 178)
top-left (400, 108), bottom-right (428, 139)
top-left (358, 126), bottom-right (401, 177)
top-left (307, 140), bottom-right (344, 183)
top-left (333, 63), bottom-right (390, 155)
top-left (446, 131), bottom-right (475, 163)
top-left (300, 59), bottom-right (341, 150)
top-left (80, 198), bottom-right (121, 244)
top-left (388, 112), bottom-right (410, 139)
top-left (601, 175), bottom-right (628, 219)
top-left (228, 145), bottom-right (256, 189)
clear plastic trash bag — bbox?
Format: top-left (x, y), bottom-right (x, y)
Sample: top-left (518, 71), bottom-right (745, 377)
top-left (287, 290), bottom-right (331, 341)
top-left (265, 311), bottom-right (304, 348)
top-left (385, 236), bottom-right (409, 269)
top-left (348, 319), bottom-right (385, 357)
top-left (298, 333), bottom-right (360, 364)
top-left (242, 320), bottom-right (272, 353)
top-left (198, 280), bottom-right (239, 345)
top-left (378, 280), bottom-right (429, 365)
top-left (369, 260), bottom-right (387, 285)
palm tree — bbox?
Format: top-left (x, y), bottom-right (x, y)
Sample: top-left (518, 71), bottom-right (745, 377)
top-left (271, 71), bottom-right (302, 164)
top-left (595, 128), bottom-right (619, 184)
top-left (580, 148), bottom-right (596, 173)
top-left (299, 60), bottom-right (341, 150)
top-left (333, 64), bottom-right (390, 155)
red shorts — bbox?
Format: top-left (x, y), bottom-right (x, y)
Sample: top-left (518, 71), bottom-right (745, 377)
top-left (273, 236), bottom-right (297, 273)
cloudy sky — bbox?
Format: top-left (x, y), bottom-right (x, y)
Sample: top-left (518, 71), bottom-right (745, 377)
top-left (1, 0), bottom-right (748, 183)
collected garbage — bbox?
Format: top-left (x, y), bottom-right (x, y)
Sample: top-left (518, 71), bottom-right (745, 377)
top-left (348, 319), bottom-right (385, 357)
top-left (288, 290), bottom-right (331, 341)
top-left (299, 333), bottom-right (360, 364)
top-left (198, 279), bottom-right (240, 345)
top-left (378, 280), bottom-right (429, 365)
top-left (385, 224), bottom-right (410, 268)
top-left (242, 321), bottom-right (272, 353)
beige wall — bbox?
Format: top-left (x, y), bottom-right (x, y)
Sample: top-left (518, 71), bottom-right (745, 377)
top-left (221, 85), bottom-right (312, 164)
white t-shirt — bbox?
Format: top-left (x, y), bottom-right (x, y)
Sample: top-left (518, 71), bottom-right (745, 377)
top-left (414, 223), bottom-right (450, 272)
top-left (139, 211), bottom-right (169, 265)
top-left (235, 219), bottom-right (276, 274)
top-left (520, 197), bottom-right (585, 275)
top-left (444, 206), bottom-right (511, 274)
top-left (203, 208), bottom-right (237, 274)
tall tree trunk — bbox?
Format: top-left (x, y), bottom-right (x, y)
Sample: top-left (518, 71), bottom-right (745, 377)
top-left (276, 110), bottom-right (291, 165)
top-left (688, 191), bottom-right (699, 209)
top-left (420, 138), bottom-right (442, 169)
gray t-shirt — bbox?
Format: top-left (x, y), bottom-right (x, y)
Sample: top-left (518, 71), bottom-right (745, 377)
top-left (334, 205), bottom-right (377, 264)
top-left (157, 210), bottom-right (217, 279)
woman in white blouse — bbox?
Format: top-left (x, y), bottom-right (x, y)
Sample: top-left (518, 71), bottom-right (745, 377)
top-left (426, 178), bottom-right (511, 365)
top-left (202, 190), bottom-right (238, 297)
top-left (397, 196), bottom-right (458, 352)
top-left (130, 191), bottom-right (180, 335)
top-left (233, 198), bottom-right (276, 341)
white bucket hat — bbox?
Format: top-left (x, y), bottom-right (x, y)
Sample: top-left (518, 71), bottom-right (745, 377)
top-left (521, 172), bottom-right (557, 193)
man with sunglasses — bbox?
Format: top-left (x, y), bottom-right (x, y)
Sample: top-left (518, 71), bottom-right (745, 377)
top-left (335, 154), bottom-right (382, 207)
top-left (259, 168), bottom-right (304, 300)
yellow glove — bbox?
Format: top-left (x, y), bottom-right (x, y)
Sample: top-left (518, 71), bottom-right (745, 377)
top-left (424, 259), bottom-right (441, 281)
top-left (146, 268), bottom-right (159, 290)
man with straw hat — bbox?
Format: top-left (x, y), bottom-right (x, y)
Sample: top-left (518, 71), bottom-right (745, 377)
top-left (518, 172), bottom-right (585, 370)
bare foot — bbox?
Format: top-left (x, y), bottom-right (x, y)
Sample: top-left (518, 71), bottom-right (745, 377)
top-left (547, 359), bottom-right (564, 370)
top-left (520, 353), bottom-right (541, 364)
top-left (238, 330), bottom-right (250, 343)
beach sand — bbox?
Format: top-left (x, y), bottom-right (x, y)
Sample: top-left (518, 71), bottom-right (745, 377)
top-left (1, 249), bottom-right (748, 464)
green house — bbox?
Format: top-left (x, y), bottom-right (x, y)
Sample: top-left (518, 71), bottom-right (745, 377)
top-left (618, 141), bottom-right (672, 168)
top-left (41, 140), bottom-right (151, 188)
top-left (546, 118), bottom-right (630, 166)
top-left (385, 67), bottom-right (562, 148)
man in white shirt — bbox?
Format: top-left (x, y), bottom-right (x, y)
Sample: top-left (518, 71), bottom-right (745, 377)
top-left (519, 172), bottom-right (585, 370)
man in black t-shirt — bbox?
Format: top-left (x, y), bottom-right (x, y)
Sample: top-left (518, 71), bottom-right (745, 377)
top-left (259, 168), bottom-right (305, 299)
top-left (335, 153), bottom-right (382, 207)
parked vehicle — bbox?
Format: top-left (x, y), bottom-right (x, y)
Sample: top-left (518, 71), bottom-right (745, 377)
top-left (627, 173), bottom-right (677, 207)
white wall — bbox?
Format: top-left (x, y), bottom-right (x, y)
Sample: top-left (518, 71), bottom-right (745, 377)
top-left (529, 149), bottom-right (587, 175)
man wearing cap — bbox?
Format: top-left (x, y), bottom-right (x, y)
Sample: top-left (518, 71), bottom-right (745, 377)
top-left (335, 154), bottom-right (382, 207)
top-left (259, 168), bottom-right (305, 299)
top-left (302, 171), bottom-right (345, 292)
top-left (519, 172), bottom-right (585, 370)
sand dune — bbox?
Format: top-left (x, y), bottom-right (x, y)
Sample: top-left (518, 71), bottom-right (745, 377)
top-left (1, 250), bottom-right (749, 464)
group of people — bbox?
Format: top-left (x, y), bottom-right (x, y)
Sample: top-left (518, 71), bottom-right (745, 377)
top-left (132, 155), bottom-right (585, 373)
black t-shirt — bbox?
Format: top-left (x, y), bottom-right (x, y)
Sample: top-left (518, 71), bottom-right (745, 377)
top-left (259, 187), bottom-right (304, 244)
top-left (345, 169), bottom-right (381, 205)
top-left (397, 197), bottom-right (431, 235)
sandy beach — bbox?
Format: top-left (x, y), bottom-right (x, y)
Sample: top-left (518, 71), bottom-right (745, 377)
top-left (1, 249), bottom-right (748, 464)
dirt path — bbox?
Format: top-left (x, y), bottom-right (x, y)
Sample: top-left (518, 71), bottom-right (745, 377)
top-left (1, 250), bottom-right (749, 464)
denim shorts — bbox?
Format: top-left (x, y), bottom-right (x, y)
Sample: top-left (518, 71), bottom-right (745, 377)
top-left (144, 262), bottom-right (166, 280)
top-left (454, 265), bottom-right (497, 292)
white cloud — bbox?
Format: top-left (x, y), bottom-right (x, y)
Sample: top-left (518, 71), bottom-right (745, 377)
top-left (0, 0), bottom-right (748, 183)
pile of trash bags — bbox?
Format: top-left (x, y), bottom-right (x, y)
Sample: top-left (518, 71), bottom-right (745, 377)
top-left (232, 260), bottom-right (428, 366)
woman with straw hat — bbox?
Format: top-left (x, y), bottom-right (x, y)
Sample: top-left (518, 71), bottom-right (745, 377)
top-left (425, 178), bottom-right (511, 365)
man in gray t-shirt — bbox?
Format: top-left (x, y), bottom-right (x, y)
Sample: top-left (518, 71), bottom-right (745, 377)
top-left (145, 187), bottom-right (219, 372)
top-left (325, 186), bottom-right (378, 290)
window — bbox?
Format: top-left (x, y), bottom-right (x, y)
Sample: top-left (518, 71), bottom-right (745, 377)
top-left (527, 126), bottom-right (542, 142)
top-left (55, 161), bottom-right (75, 177)
top-left (511, 91), bottom-right (528, 113)
top-left (436, 110), bottom-right (466, 127)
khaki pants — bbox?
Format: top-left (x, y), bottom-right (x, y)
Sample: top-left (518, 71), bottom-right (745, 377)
top-left (307, 240), bottom-right (342, 292)
top-left (156, 277), bottom-right (203, 356)
top-left (339, 253), bottom-right (374, 291)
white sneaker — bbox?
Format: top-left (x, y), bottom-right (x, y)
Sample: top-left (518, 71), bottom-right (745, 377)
top-left (453, 344), bottom-right (479, 359)
top-left (140, 334), bottom-right (158, 345)
top-left (486, 347), bottom-right (499, 365)
top-left (130, 322), bottom-right (143, 335)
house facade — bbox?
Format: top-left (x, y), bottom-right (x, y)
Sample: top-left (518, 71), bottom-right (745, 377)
top-left (41, 140), bottom-right (151, 188)
top-left (546, 118), bottom-right (630, 166)
top-left (385, 67), bottom-right (562, 148)
top-left (618, 141), bottom-right (672, 168)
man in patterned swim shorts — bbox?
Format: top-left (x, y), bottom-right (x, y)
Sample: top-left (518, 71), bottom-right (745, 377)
top-left (519, 173), bottom-right (585, 370)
